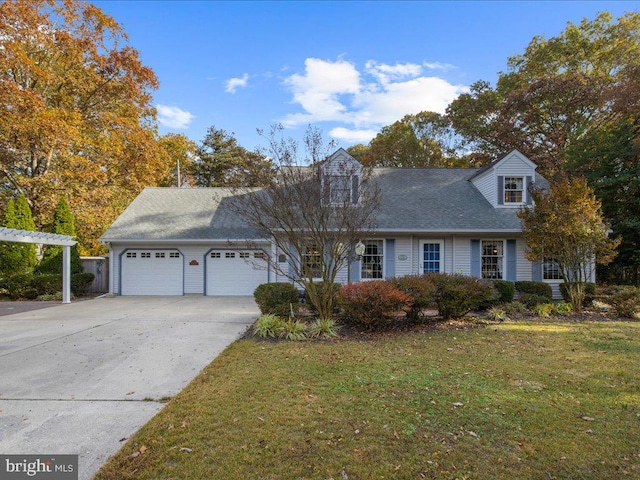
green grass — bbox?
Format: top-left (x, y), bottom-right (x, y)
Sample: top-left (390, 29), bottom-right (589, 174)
top-left (94, 319), bottom-right (640, 479)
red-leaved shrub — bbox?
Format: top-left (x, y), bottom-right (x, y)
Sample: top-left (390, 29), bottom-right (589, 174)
top-left (339, 280), bottom-right (412, 327)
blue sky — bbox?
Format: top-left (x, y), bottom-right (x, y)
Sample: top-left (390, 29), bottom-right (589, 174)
top-left (96, 1), bottom-right (638, 151)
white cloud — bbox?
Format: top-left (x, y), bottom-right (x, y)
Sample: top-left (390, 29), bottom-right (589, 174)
top-left (329, 127), bottom-right (380, 144)
top-left (156, 105), bottom-right (195, 129)
top-left (423, 61), bottom-right (456, 71)
top-left (225, 73), bottom-right (249, 93)
top-left (281, 58), bottom-right (468, 144)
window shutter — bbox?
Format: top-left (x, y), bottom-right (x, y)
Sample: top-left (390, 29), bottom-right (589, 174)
top-left (532, 260), bottom-right (542, 282)
top-left (470, 239), bottom-right (481, 278)
top-left (525, 175), bottom-right (533, 205)
top-left (385, 239), bottom-right (395, 279)
top-left (288, 244), bottom-right (299, 280)
top-left (351, 175), bottom-right (359, 204)
top-left (349, 256), bottom-right (361, 282)
top-left (506, 239), bottom-right (517, 281)
top-left (497, 176), bottom-right (504, 205)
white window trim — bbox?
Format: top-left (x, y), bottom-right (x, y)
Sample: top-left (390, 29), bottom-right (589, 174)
top-left (503, 176), bottom-right (525, 206)
top-left (481, 239), bottom-right (505, 280)
top-left (360, 239), bottom-right (384, 281)
top-left (329, 174), bottom-right (352, 205)
top-left (542, 256), bottom-right (563, 281)
top-left (419, 240), bottom-right (445, 274)
top-left (302, 244), bottom-right (323, 282)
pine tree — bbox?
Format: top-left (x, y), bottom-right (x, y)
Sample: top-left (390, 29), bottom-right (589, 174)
top-left (37, 198), bottom-right (83, 274)
top-left (0, 196), bottom-right (37, 276)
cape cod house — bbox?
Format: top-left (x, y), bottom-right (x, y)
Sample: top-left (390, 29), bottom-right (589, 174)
top-left (101, 149), bottom-right (572, 298)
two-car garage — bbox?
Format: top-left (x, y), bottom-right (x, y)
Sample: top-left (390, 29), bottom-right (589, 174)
top-left (119, 248), bottom-right (268, 296)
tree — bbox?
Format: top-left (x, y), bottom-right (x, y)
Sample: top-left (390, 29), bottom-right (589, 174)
top-left (158, 133), bottom-right (198, 187)
top-left (190, 126), bottom-right (273, 187)
top-left (0, 0), bottom-right (169, 254)
top-left (37, 197), bottom-right (82, 274)
top-left (0, 195), bottom-right (37, 276)
top-left (230, 125), bottom-right (380, 319)
top-left (518, 178), bottom-right (620, 311)
top-left (354, 112), bottom-right (470, 168)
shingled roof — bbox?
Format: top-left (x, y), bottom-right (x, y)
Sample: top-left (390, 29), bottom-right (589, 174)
top-left (101, 167), bottom-right (544, 242)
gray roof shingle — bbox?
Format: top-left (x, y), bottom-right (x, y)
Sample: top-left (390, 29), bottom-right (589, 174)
top-left (101, 168), bottom-right (545, 241)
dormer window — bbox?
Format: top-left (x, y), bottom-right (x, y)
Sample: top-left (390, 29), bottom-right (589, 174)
top-left (504, 177), bottom-right (524, 203)
top-left (329, 175), bottom-right (351, 204)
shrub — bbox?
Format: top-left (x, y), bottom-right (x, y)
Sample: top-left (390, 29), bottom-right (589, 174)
top-left (32, 274), bottom-right (62, 295)
top-left (600, 286), bottom-right (640, 318)
top-left (559, 282), bottom-right (596, 306)
top-left (71, 272), bottom-right (95, 297)
top-left (339, 280), bottom-right (411, 328)
top-left (553, 302), bottom-right (573, 316)
top-left (6, 273), bottom-right (37, 300)
top-left (390, 275), bottom-right (436, 321)
top-left (308, 317), bottom-right (340, 339)
top-left (427, 273), bottom-right (497, 320)
top-left (515, 281), bottom-right (553, 299)
top-left (493, 280), bottom-right (515, 304)
top-left (502, 301), bottom-right (527, 315)
top-left (280, 318), bottom-right (308, 341)
top-left (519, 293), bottom-right (551, 307)
top-left (534, 303), bottom-right (554, 317)
top-left (254, 283), bottom-right (300, 318)
top-left (253, 314), bottom-right (285, 338)
top-left (487, 307), bottom-right (509, 322)
top-left (304, 282), bottom-right (340, 313)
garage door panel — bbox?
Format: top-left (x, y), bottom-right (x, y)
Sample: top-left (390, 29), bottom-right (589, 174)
top-left (121, 250), bottom-right (183, 295)
top-left (206, 250), bottom-right (268, 296)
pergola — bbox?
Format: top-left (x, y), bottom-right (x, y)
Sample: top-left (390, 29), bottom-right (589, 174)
top-left (0, 227), bottom-right (77, 304)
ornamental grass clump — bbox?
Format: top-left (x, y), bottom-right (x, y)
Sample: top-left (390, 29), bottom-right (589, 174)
top-left (253, 314), bottom-right (285, 339)
top-left (308, 317), bottom-right (340, 339)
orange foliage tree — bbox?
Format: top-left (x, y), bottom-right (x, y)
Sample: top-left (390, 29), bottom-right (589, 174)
top-left (0, 0), bottom-right (171, 253)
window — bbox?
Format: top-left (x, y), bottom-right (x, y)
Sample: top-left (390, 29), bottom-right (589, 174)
top-left (481, 240), bottom-right (503, 279)
top-left (421, 241), bottom-right (442, 273)
top-left (240, 252), bottom-right (249, 259)
top-left (255, 252), bottom-right (267, 260)
top-left (155, 252), bottom-right (165, 258)
top-left (504, 177), bottom-right (524, 203)
top-left (302, 244), bottom-right (322, 279)
top-left (225, 252), bottom-right (235, 259)
top-left (329, 175), bottom-right (351, 204)
top-left (543, 257), bottom-right (563, 280)
top-left (141, 252), bottom-right (151, 258)
top-left (361, 240), bottom-right (384, 280)
top-left (210, 252), bottom-right (221, 258)
top-left (126, 252), bottom-right (137, 258)
top-left (169, 252), bottom-right (180, 258)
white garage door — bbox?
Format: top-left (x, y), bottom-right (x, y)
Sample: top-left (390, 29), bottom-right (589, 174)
top-left (206, 250), bottom-right (268, 295)
top-left (121, 250), bottom-right (183, 295)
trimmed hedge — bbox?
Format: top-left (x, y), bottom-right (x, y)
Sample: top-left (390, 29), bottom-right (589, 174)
top-left (559, 282), bottom-right (596, 306)
top-left (254, 282), bottom-right (300, 317)
top-left (389, 275), bottom-right (436, 321)
top-left (519, 293), bottom-right (551, 307)
top-left (428, 272), bottom-right (497, 320)
top-left (339, 280), bottom-right (411, 328)
top-left (4, 272), bottom-right (94, 300)
top-left (515, 281), bottom-right (553, 299)
top-left (493, 280), bottom-right (515, 304)
top-left (304, 282), bottom-right (340, 313)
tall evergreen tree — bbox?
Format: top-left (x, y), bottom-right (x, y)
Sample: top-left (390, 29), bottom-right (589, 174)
top-left (37, 198), bottom-right (83, 274)
top-left (0, 195), bottom-right (37, 276)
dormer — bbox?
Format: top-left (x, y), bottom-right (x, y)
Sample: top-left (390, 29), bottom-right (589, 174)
top-left (321, 148), bottom-right (363, 205)
top-left (469, 150), bottom-right (538, 208)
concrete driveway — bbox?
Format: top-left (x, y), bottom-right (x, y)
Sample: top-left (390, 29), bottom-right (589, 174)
top-left (0, 296), bottom-right (258, 479)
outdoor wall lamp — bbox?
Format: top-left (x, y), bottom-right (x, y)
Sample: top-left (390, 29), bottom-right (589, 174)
top-left (354, 241), bottom-right (366, 257)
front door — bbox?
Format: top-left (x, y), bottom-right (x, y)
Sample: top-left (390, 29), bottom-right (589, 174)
top-left (420, 241), bottom-right (443, 274)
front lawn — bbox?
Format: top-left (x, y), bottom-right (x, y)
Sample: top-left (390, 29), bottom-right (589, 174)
top-left (94, 319), bottom-right (640, 479)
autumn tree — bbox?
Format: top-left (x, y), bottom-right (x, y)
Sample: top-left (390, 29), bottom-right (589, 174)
top-left (518, 178), bottom-right (620, 311)
top-left (0, 0), bottom-right (170, 254)
top-left (0, 195), bottom-right (37, 276)
top-left (190, 126), bottom-right (273, 187)
top-left (230, 125), bottom-right (380, 319)
top-left (37, 197), bottom-right (82, 274)
top-left (158, 133), bottom-right (198, 187)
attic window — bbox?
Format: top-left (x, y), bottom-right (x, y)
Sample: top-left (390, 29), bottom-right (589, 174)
top-left (504, 177), bottom-right (524, 203)
top-left (329, 175), bottom-right (351, 204)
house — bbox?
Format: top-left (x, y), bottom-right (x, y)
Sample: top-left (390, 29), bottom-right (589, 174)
top-left (100, 149), bottom-right (573, 298)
